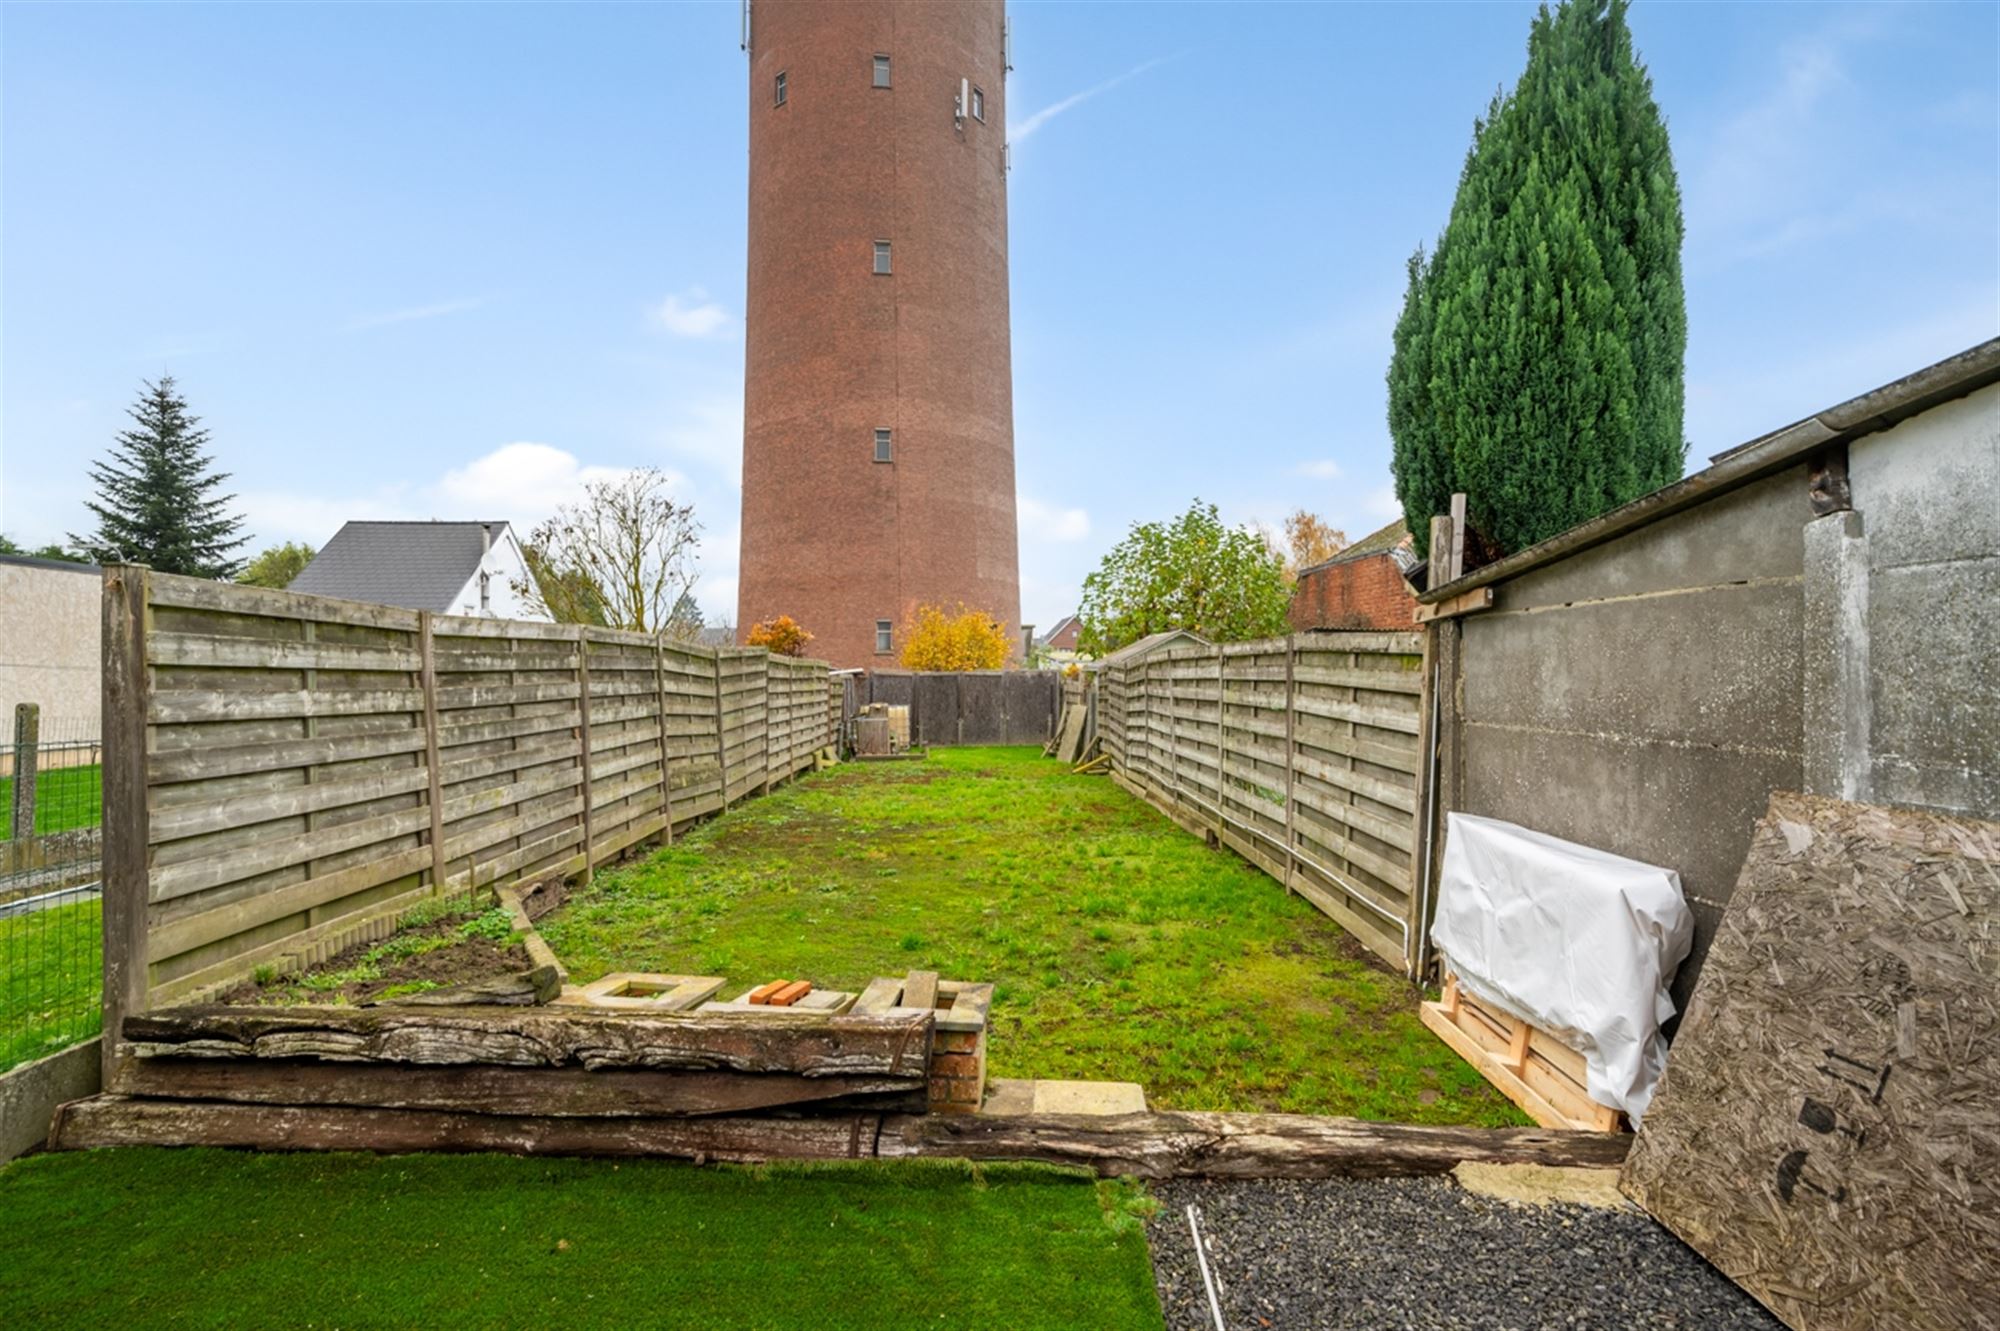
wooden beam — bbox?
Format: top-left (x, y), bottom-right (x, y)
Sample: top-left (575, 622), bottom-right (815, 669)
top-left (50, 1099), bottom-right (1632, 1177)
top-left (109, 1058), bottom-right (923, 1119)
top-left (100, 564), bottom-right (151, 1088)
top-left (1413, 586), bottom-right (1495, 624)
top-left (119, 1005), bottom-right (935, 1078)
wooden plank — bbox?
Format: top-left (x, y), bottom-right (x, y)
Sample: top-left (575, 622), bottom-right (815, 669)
top-left (1419, 1000), bottom-right (1616, 1134)
top-left (150, 687), bottom-right (424, 725)
top-left (51, 1100), bottom-right (1631, 1176)
top-left (653, 633), bottom-right (675, 845)
top-left (148, 846), bottom-right (433, 964)
top-left (109, 1059), bottom-right (922, 1118)
top-left (149, 631), bottom-right (420, 674)
top-left (149, 728), bottom-right (427, 784)
top-left (149, 804), bottom-right (433, 902)
top-left (121, 1005), bottom-right (936, 1078)
top-left (1620, 794), bottom-right (2000, 1331)
top-left (147, 571), bottom-right (421, 631)
top-left (1413, 585), bottom-right (1495, 623)
top-left (102, 564), bottom-right (153, 1086)
top-left (148, 767), bottom-right (432, 844)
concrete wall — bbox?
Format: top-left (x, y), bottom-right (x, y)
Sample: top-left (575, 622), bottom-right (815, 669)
top-left (1445, 377), bottom-right (1998, 1008)
top-left (1814, 382), bottom-right (1999, 814)
top-left (0, 558), bottom-right (100, 738)
top-left (1449, 469), bottom-right (1813, 1007)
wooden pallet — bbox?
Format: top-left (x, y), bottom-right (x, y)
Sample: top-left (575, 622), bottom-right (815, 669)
top-left (1418, 974), bottom-right (1623, 1133)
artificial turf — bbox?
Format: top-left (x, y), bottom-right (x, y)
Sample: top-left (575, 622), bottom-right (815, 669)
top-left (0, 1149), bottom-right (1164, 1330)
top-left (541, 746), bottom-right (1524, 1126)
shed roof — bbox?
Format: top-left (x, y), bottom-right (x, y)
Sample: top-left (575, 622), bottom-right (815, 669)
top-left (289, 520), bottom-right (512, 612)
top-left (1296, 518), bottom-right (1411, 577)
top-left (1096, 628), bottom-right (1211, 667)
top-left (1418, 337), bottom-right (2000, 604)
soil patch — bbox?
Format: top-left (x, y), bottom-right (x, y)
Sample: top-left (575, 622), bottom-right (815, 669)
top-left (217, 906), bottom-right (530, 1007)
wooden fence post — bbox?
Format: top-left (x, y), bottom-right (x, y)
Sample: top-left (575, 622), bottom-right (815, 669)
top-left (712, 649), bottom-right (729, 808)
top-left (418, 612), bottom-right (448, 898)
top-left (1282, 635), bottom-right (1297, 893)
top-left (1405, 627), bottom-right (1439, 977)
top-left (11, 703), bottom-right (38, 839)
top-left (654, 635), bottom-right (675, 844)
top-left (101, 564), bottom-right (151, 1085)
top-left (575, 626), bottom-right (595, 886)
top-left (1215, 645), bottom-right (1226, 814)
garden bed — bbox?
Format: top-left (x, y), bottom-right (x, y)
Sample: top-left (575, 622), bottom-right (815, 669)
top-left (215, 901), bottom-right (531, 1007)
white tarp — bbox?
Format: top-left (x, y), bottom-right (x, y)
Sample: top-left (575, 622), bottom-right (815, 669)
top-left (1431, 813), bottom-right (1693, 1124)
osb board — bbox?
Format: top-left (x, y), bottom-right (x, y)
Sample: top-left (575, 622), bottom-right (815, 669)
top-left (1620, 792), bottom-right (1999, 1331)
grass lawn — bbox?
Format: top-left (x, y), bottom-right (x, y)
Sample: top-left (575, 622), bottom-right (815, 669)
top-left (0, 1150), bottom-right (1163, 1330)
top-left (543, 747), bottom-right (1524, 1126)
top-left (0, 897), bottom-right (102, 1073)
top-left (0, 763), bottom-right (102, 839)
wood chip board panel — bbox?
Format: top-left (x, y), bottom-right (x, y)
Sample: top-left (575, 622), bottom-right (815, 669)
top-left (1620, 792), bottom-right (1999, 1331)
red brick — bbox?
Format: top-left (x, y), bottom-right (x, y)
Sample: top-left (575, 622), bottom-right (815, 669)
top-left (1289, 552), bottom-right (1419, 632)
top-left (739, 0), bottom-right (1020, 668)
top-left (935, 1031), bottom-right (980, 1054)
top-left (929, 1051), bottom-right (979, 1079)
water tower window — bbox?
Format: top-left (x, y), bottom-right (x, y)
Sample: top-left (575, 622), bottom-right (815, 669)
top-left (774, 71), bottom-right (787, 106)
top-left (875, 621), bottom-right (894, 654)
top-left (873, 241), bottom-right (893, 275)
top-left (874, 428), bottom-right (893, 463)
top-left (971, 87), bottom-right (985, 122)
top-left (873, 54), bottom-right (891, 88)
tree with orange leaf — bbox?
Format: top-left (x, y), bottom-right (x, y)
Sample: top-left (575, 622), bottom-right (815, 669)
top-left (899, 604), bottom-right (1009, 671)
top-left (746, 615), bottom-right (814, 657)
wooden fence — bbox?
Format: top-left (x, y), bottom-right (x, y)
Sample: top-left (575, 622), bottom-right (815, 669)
top-left (1097, 631), bottom-right (1432, 973)
top-left (100, 567), bottom-right (836, 1057)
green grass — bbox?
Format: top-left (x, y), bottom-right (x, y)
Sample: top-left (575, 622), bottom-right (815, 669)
top-left (0, 897), bottom-right (102, 1073)
top-left (0, 1149), bottom-right (1163, 1330)
top-left (543, 747), bottom-right (1525, 1126)
top-left (0, 763), bottom-right (102, 838)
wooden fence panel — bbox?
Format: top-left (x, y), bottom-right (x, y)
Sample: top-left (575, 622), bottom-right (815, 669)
top-left (1095, 630), bottom-right (1427, 972)
top-left (106, 569), bottom-right (833, 1023)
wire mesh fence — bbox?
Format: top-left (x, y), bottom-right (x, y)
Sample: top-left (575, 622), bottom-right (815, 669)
top-left (2, 704), bottom-right (103, 1073)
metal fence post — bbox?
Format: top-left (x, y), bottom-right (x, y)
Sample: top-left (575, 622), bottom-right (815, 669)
top-left (11, 703), bottom-right (38, 840)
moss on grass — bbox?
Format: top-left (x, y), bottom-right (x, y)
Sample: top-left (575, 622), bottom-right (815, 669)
top-left (542, 747), bottom-right (1525, 1126)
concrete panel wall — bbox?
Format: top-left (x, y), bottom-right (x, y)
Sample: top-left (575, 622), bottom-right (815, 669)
top-left (0, 560), bottom-right (101, 737)
top-left (1453, 465), bottom-right (1814, 1006)
top-left (1847, 383), bottom-right (2000, 813)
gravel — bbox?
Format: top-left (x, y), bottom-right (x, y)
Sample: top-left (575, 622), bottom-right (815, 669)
top-left (1145, 1175), bottom-right (1781, 1331)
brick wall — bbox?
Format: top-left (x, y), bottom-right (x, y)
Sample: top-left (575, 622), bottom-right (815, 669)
top-left (1289, 552), bottom-right (1418, 632)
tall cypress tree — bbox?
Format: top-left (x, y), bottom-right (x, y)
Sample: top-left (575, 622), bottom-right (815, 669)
top-left (1389, 0), bottom-right (1686, 559)
top-left (73, 376), bottom-right (247, 577)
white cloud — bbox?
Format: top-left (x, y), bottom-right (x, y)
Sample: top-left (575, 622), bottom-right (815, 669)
top-left (1018, 494), bottom-right (1091, 543)
top-left (650, 288), bottom-right (733, 339)
top-left (238, 442), bottom-right (685, 548)
top-left (344, 298), bottom-right (483, 332)
top-left (1293, 459), bottom-right (1344, 481)
top-left (1009, 57), bottom-right (1170, 144)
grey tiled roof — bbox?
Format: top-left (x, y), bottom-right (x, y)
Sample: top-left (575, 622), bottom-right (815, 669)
top-left (289, 520), bottom-right (508, 612)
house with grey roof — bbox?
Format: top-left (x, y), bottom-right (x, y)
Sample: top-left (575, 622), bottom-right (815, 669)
top-left (288, 520), bottom-right (549, 620)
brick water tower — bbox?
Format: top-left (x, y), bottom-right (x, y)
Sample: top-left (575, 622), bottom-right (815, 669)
top-left (736, 0), bottom-right (1021, 669)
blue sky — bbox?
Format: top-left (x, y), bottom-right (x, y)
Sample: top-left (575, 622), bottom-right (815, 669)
top-left (3, 1), bottom-right (1994, 627)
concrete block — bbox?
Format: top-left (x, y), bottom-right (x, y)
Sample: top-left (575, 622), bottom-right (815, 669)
top-left (1462, 582), bottom-right (1804, 754)
top-left (1, 1038), bottom-right (100, 1162)
top-left (1849, 384), bottom-right (1999, 569)
top-left (1491, 469), bottom-right (1810, 612)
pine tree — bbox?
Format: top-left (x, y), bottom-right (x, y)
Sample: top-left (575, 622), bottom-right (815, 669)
top-left (1389, 0), bottom-right (1686, 559)
top-left (74, 377), bottom-right (247, 577)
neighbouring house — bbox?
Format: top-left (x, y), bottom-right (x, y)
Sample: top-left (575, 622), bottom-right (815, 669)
top-left (289, 520), bottom-right (549, 620)
top-left (1290, 519), bottom-right (1420, 631)
top-left (1036, 613), bottom-right (1084, 663)
top-left (0, 552), bottom-right (102, 742)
